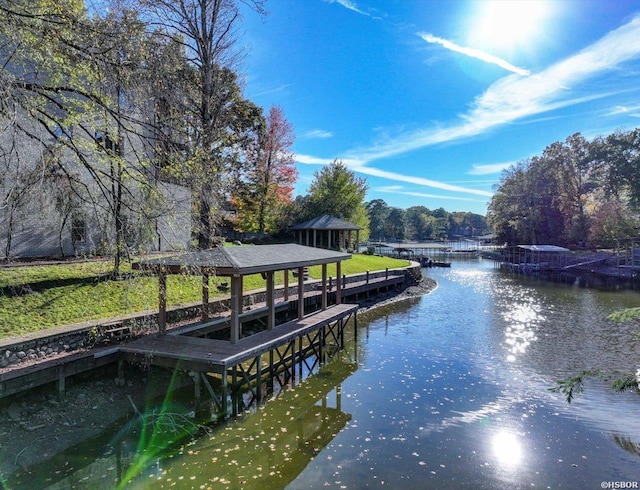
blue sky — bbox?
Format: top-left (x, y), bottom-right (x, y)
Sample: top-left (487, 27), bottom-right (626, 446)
top-left (241, 0), bottom-right (640, 215)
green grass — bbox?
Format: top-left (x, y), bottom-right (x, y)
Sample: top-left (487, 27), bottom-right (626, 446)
top-left (0, 254), bottom-right (408, 338)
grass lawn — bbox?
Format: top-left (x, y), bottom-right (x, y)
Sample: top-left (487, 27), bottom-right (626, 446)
top-left (0, 253), bottom-right (408, 338)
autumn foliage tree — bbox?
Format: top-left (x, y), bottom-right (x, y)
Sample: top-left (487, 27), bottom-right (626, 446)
top-left (234, 105), bottom-right (298, 235)
top-left (488, 130), bottom-right (640, 248)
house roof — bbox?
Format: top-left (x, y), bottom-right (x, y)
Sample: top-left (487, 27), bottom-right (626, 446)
top-left (133, 244), bottom-right (351, 276)
top-left (290, 214), bottom-right (362, 231)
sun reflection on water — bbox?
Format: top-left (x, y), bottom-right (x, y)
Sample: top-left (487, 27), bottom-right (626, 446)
top-left (492, 429), bottom-right (523, 467)
top-left (503, 300), bottom-right (542, 362)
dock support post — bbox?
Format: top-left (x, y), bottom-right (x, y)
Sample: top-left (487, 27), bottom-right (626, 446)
top-left (298, 337), bottom-right (303, 380)
top-left (336, 262), bottom-right (342, 305)
top-left (57, 366), bottom-right (65, 398)
top-left (221, 369), bottom-right (228, 416)
top-left (284, 270), bottom-right (289, 301)
top-left (256, 354), bottom-right (262, 403)
top-left (297, 267), bottom-right (304, 319)
top-left (231, 275), bottom-right (242, 344)
top-left (117, 360), bottom-right (125, 385)
top-left (202, 273), bottom-right (209, 321)
top-left (194, 371), bottom-right (201, 406)
top-left (158, 270), bottom-right (167, 335)
top-left (268, 350), bottom-right (274, 395)
top-left (354, 311), bottom-right (358, 340)
top-left (266, 272), bottom-right (275, 330)
top-left (321, 264), bottom-right (328, 310)
top-left (232, 366), bottom-right (239, 416)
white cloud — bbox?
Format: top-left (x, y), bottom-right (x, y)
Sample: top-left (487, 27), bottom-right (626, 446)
top-left (324, 0), bottom-right (370, 17)
top-left (295, 154), bottom-right (332, 165)
top-left (350, 14), bottom-right (640, 163)
top-left (250, 83), bottom-right (291, 98)
top-left (295, 154), bottom-right (492, 197)
top-left (377, 187), bottom-right (488, 203)
top-left (297, 15), bottom-right (640, 202)
top-left (607, 103), bottom-right (640, 116)
top-left (468, 161), bottom-right (516, 175)
top-left (350, 164), bottom-right (493, 197)
top-left (303, 129), bottom-right (334, 139)
top-left (295, 154), bottom-right (362, 166)
top-left (417, 32), bottom-right (531, 76)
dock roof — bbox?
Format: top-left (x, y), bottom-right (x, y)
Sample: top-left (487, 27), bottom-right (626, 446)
top-left (290, 215), bottom-right (362, 231)
top-left (380, 242), bottom-right (452, 250)
top-left (134, 243), bottom-right (351, 276)
top-left (518, 245), bottom-right (570, 253)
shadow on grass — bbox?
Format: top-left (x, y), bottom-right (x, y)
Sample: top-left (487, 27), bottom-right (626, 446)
top-left (0, 274), bottom-right (113, 297)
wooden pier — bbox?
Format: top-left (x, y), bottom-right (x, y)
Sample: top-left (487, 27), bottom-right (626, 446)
top-left (119, 303), bottom-right (358, 415)
top-left (0, 273), bottom-right (406, 403)
top-left (1, 245), bottom-right (416, 418)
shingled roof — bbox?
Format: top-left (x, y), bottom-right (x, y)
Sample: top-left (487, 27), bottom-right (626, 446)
top-left (290, 214), bottom-right (362, 231)
top-left (134, 243), bottom-right (351, 276)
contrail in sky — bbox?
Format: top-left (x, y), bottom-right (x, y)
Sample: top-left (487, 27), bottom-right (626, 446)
top-left (418, 32), bottom-right (530, 76)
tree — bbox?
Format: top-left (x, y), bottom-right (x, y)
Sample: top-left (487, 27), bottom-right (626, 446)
top-left (598, 129), bottom-right (640, 209)
top-left (90, 5), bottom-right (163, 275)
top-left (0, 0), bottom-right (172, 273)
top-left (306, 160), bottom-right (369, 239)
top-left (488, 129), bottom-right (640, 248)
top-left (589, 199), bottom-right (639, 248)
top-left (138, 0), bottom-right (266, 249)
top-left (487, 162), bottom-right (532, 245)
top-left (366, 199), bottom-right (390, 241)
top-left (541, 133), bottom-right (595, 246)
top-left (405, 206), bottom-right (431, 240)
top-left (0, 0), bottom-right (92, 258)
top-left (234, 105), bottom-right (297, 234)
top-left (386, 208), bottom-right (406, 241)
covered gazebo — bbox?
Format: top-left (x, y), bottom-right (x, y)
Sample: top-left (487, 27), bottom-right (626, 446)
top-left (291, 215), bottom-right (361, 251)
top-left (133, 244), bottom-right (351, 343)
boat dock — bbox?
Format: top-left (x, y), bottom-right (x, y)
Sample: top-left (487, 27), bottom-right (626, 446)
top-left (1, 245), bottom-right (416, 417)
top-left (119, 303), bottom-right (358, 414)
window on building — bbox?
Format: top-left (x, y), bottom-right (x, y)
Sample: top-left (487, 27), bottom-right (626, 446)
top-left (95, 131), bottom-right (120, 154)
top-left (71, 215), bottom-right (86, 243)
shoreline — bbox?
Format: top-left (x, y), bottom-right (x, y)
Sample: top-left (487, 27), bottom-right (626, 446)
top-left (357, 276), bottom-right (437, 313)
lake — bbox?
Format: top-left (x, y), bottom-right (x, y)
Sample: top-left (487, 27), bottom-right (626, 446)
top-left (19, 259), bottom-right (640, 488)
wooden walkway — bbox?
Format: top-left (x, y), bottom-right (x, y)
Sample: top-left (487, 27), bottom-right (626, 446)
top-left (119, 304), bottom-right (358, 372)
top-left (167, 273), bottom-right (404, 338)
top-left (0, 273), bottom-right (406, 401)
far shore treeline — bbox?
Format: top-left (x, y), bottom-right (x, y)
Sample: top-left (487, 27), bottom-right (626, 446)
top-left (487, 129), bottom-right (640, 249)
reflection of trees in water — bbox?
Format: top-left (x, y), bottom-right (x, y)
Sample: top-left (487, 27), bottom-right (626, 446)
top-left (612, 434), bottom-right (640, 458)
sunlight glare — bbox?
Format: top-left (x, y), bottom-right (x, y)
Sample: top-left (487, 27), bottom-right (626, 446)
top-left (492, 430), bottom-right (523, 466)
top-left (470, 0), bottom-right (549, 49)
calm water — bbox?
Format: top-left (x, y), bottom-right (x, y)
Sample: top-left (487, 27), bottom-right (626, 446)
top-left (17, 259), bottom-right (640, 488)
